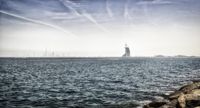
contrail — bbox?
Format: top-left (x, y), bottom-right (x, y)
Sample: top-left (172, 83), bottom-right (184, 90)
top-left (59, 0), bottom-right (81, 16)
top-left (106, 0), bottom-right (113, 18)
top-left (0, 10), bottom-right (76, 37)
top-left (59, 0), bottom-right (111, 33)
top-left (124, 0), bottom-right (131, 20)
top-left (82, 13), bottom-right (110, 33)
top-left (124, 0), bottom-right (133, 25)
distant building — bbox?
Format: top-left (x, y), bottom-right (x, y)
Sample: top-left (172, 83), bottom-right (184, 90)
top-left (122, 44), bottom-right (130, 57)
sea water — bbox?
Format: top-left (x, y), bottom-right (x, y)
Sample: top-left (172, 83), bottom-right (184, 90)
top-left (0, 57), bottom-right (200, 108)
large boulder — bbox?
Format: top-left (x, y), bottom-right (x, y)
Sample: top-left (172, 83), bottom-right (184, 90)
top-left (178, 82), bottom-right (200, 93)
top-left (143, 81), bottom-right (200, 108)
top-left (169, 82), bottom-right (200, 100)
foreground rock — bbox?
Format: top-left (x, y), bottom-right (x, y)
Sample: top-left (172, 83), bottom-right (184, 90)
top-left (143, 81), bottom-right (200, 108)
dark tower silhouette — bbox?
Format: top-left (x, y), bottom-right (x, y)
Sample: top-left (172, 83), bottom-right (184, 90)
top-left (122, 44), bottom-right (130, 57)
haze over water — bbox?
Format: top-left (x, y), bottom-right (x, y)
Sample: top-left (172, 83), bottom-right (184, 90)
top-left (0, 0), bottom-right (200, 57)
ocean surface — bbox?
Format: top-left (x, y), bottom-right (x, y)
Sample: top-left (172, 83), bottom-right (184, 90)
top-left (0, 57), bottom-right (200, 108)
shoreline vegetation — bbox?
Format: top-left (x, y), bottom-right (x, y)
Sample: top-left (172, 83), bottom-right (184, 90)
top-left (143, 80), bottom-right (200, 108)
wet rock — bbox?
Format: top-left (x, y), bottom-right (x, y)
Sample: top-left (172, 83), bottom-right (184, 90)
top-left (177, 93), bottom-right (185, 108)
top-left (143, 102), bottom-right (167, 108)
top-left (186, 100), bottom-right (200, 108)
top-left (169, 82), bottom-right (200, 100)
top-left (164, 99), bottom-right (177, 108)
top-left (169, 91), bottom-right (182, 100)
top-left (143, 81), bottom-right (200, 108)
top-left (178, 82), bottom-right (200, 93)
top-left (192, 80), bottom-right (200, 83)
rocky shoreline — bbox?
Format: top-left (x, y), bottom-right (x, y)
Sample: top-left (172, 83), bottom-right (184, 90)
top-left (143, 81), bottom-right (200, 108)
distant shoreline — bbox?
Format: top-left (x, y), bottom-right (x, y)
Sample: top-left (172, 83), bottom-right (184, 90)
top-left (0, 56), bottom-right (200, 59)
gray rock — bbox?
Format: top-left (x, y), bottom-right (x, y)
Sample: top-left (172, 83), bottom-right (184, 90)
top-left (178, 82), bottom-right (200, 93)
top-left (143, 81), bottom-right (200, 108)
top-left (143, 101), bottom-right (167, 108)
top-left (169, 82), bottom-right (200, 100)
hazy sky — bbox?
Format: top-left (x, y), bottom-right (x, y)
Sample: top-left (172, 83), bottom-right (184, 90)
top-left (0, 0), bottom-right (200, 57)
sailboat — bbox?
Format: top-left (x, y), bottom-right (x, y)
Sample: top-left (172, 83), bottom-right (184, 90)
top-left (122, 44), bottom-right (130, 57)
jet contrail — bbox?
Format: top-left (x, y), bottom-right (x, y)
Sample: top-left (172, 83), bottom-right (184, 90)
top-left (0, 10), bottom-right (76, 37)
top-left (124, 0), bottom-right (133, 25)
top-left (59, 0), bottom-right (111, 33)
top-left (124, 0), bottom-right (131, 20)
top-left (59, 0), bottom-right (81, 16)
top-left (106, 0), bottom-right (113, 18)
top-left (82, 13), bottom-right (111, 33)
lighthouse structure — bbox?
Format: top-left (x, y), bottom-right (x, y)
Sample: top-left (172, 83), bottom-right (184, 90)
top-left (122, 44), bottom-right (131, 57)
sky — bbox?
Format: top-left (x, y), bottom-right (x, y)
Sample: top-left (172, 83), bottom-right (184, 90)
top-left (0, 0), bottom-right (200, 57)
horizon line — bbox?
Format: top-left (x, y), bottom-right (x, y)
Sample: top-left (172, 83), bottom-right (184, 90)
top-left (0, 55), bottom-right (199, 59)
